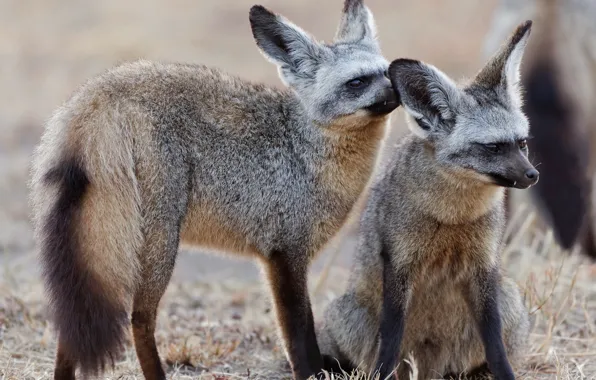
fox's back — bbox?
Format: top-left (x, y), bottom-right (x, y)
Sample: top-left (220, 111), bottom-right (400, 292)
top-left (70, 59), bottom-right (295, 136)
top-left (37, 59), bottom-right (382, 258)
top-left (56, 60), bottom-right (330, 253)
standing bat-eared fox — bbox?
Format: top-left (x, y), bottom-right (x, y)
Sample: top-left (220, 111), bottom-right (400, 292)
top-left (318, 21), bottom-right (536, 380)
top-left (29, 0), bottom-right (399, 379)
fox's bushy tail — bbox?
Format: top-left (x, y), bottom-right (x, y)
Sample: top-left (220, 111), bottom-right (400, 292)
top-left (30, 103), bottom-right (143, 375)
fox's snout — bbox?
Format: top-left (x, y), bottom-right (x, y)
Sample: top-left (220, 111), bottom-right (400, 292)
top-left (493, 163), bottom-right (539, 189)
top-left (366, 83), bottom-right (400, 116)
top-left (484, 150), bottom-right (539, 190)
top-left (524, 167), bottom-right (539, 183)
top-left (511, 166), bottom-right (540, 189)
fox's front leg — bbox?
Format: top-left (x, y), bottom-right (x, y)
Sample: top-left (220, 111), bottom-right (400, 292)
top-left (264, 250), bottom-right (323, 380)
top-left (464, 267), bottom-right (516, 380)
top-left (374, 248), bottom-right (411, 379)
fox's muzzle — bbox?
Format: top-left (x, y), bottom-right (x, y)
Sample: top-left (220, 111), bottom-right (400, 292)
top-left (366, 86), bottom-right (400, 115)
top-left (520, 168), bottom-right (539, 187)
top-left (489, 165), bottom-right (539, 189)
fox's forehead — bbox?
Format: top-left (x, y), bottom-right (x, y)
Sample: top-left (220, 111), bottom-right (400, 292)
top-left (319, 44), bottom-right (388, 82)
top-left (454, 105), bottom-right (530, 144)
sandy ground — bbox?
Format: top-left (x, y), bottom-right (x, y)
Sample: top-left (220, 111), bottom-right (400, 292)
top-left (1, 0), bottom-right (596, 379)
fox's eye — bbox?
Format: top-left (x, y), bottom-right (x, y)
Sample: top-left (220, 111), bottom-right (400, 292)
top-left (346, 78), bottom-right (366, 89)
top-left (518, 139), bottom-right (528, 150)
top-left (483, 143), bottom-right (501, 153)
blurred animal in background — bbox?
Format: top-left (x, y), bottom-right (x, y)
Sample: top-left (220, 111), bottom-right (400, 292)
top-left (483, 0), bottom-right (596, 259)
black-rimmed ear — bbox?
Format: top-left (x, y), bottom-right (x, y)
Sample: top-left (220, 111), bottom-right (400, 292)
top-left (473, 20), bottom-right (533, 108)
top-left (388, 58), bottom-right (461, 138)
top-left (334, 0), bottom-right (378, 47)
top-left (249, 5), bottom-right (325, 84)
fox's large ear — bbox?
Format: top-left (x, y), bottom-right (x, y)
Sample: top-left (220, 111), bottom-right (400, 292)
top-left (334, 0), bottom-right (378, 48)
top-left (473, 20), bottom-right (532, 108)
top-left (388, 59), bottom-right (461, 139)
top-left (249, 5), bottom-right (327, 86)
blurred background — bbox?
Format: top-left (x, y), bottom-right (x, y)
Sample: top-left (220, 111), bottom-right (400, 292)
top-left (2, 1), bottom-right (595, 378)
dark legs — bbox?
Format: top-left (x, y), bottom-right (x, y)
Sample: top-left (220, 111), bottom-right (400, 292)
top-left (464, 269), bottom-right (515, 380)
top-left (132, 307), bottom-right (167, 380)
top-left (131, 219), bottom-right (181, 380)
top-left (265, 252), bottom-right (324, 380)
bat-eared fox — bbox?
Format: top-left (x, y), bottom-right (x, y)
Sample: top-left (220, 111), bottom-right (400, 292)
top-left (29, 0), bottom-right (398, 378)
top-left (318, 20), bottom-right (536, 380)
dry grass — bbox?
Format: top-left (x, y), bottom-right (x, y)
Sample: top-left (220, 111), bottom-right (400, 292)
top-left (317, 217), bottom-right (596, 380)
top-left (1, 212), bottom-right (595, 379)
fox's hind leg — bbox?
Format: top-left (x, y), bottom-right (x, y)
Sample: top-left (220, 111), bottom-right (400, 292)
top-left (131, 166), bottom-right (189, 380)
top-left (131, 219), bottom-right (182, 380)
top-left (132, 203), bottom-right (188, 380)
top-left (318, 292), bottom-right (379, 376)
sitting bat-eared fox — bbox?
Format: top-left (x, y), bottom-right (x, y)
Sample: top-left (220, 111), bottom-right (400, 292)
top-left (29, 0), bottom-right (399, 379)
top-left (318, 21), bottom-right (536, 380)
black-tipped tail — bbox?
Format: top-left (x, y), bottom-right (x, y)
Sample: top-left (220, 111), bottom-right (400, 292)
top-left (40, 158), bottom-right (129, 376)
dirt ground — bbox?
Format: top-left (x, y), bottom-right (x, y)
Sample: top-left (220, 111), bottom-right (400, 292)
top-left (1, 0), bottom-right (595, 379)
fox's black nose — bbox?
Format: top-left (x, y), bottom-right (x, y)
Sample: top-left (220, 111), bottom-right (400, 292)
top-left (525, 168), bottom-right (539, 181)
top-left (365, 86), bottom-right (400, 115)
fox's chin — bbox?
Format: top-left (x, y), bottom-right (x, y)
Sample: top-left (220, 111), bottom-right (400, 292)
top-left (488, 173), bottom-right (516, 187)
top-left (486, 173), bottom-right (533, 189)
top-left (365, 99), bottom-right (400, 116)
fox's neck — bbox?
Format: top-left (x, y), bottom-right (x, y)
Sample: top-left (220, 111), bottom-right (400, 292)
top-left (283, 96), bottom-right (388, 195)
top-left (319, 117), bottom-right (388, 195)
top-left (309, 115), bottom-right (389, 252)
top-left (404, 137), bottom-right (505, 225)
top-left (277, 93), bottom-right (389, 252)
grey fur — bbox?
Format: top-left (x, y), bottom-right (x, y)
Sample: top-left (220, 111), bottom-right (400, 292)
top-left (250, 2), bottom-right (389, 124)
top-left (29, 1), bottom-right (398, 379)
top-left (318, 21), bottom-right (535, 379)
